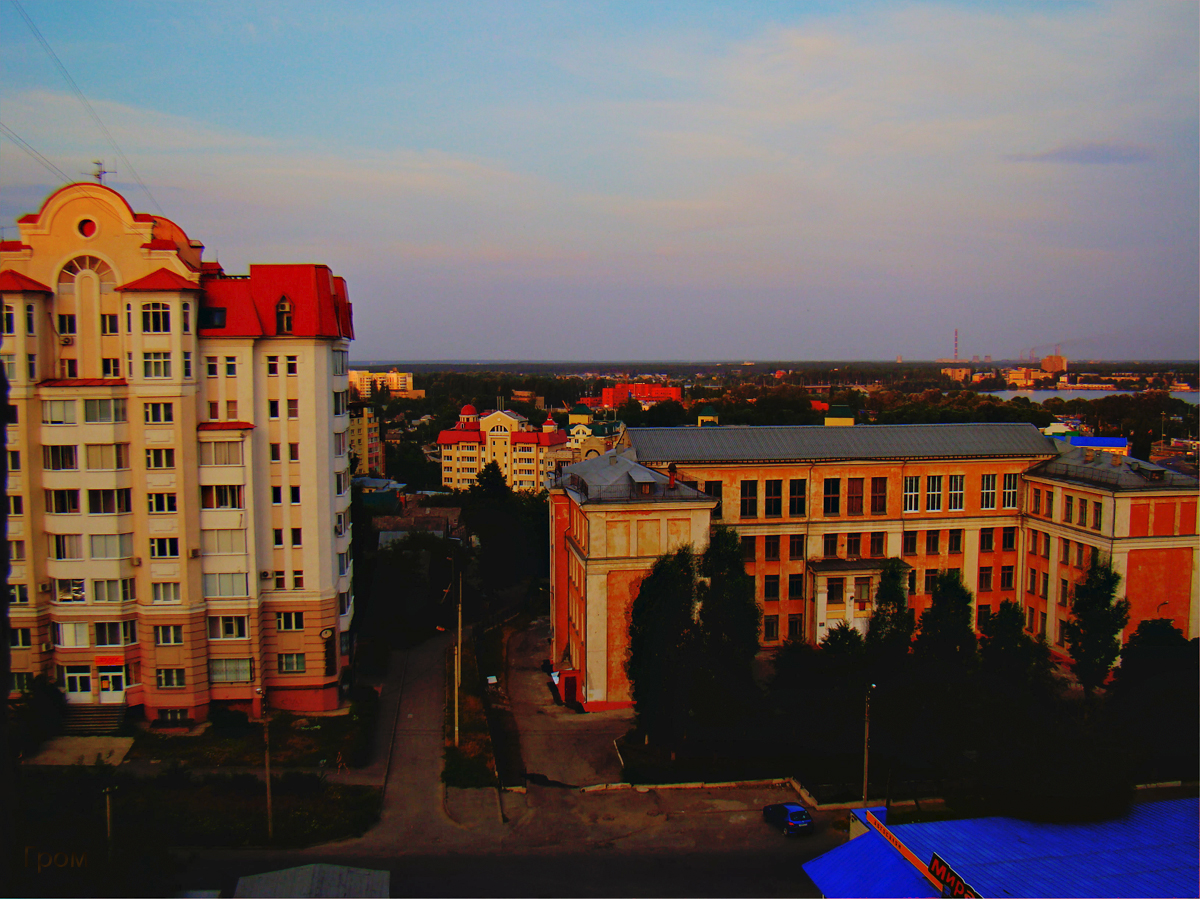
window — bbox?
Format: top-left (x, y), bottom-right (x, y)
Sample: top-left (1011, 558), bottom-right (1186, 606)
top-left (332, 350), bottom-right (348, 376)
top-left (224, 356), bottom-right (237, 377)
top-left (182, 302), bottom-right (190, 333)
top-left (273, 529), bottom-right (284, 548)
top-left (199, 305), bottom-right (227, 329)
top-left (903, 476), bottom-right (919, 512)
top-left (87, 488), bottom-right (132, 515)
top-left (152, 583), bottom-right (181, 604)
top-left (51, 534), bottom-right (83, 560)
top-left (908, 570), bottom-right (917, 594)
top-left (339, 592), bottom-right (351, 615)
top-left (764, 535), bottom-right (780, 561)
top-left (978, 567), bottom-right (993, 592)
top-left (276, 299), bottom-right (293, 334)
top-left (142, 352), bottom-right (172, 378)
top-left (870, 532), bottom-right (885, 557)
top-left (288, 398), bottom-right (299, 419)
top-left (149, 537), bottom-right (179, 558)
top-left (870, 477), bottom-right (887, 515)
top-left (1, 305), bottom-right (12, 334)
top-left (1060, 538), bottom-right (1070, 564)
top-left (1076, 543), bottom-right (1085, 568)
top-left (1092, 502), bottom-right (1102, 530)
top-left (289, 443), bottom-right (300, 461)
top-left (788, 534), bottom-right (805, 560)
top-left (847, 478), bottom-right (864, 516)
top-left (206, 356), bottom-right (218, 377)
top-left (1001, 527), bottom-right (1016, 551)
top-left (274, 571), bottom-right (286, 589)
top-left (156, 668), bottom-right (185, 688)
top-left (823, 533), bottom-right (838, 558)
top-left (763, 615), bottom-right (779, 642)
top-left (947, 475), bottom-right (964, 512)
top-left (43, 445), bottom-right (78, 470)
top-left (977, 605), bottom-right (992, 628)
top-left (144, 402), bottom-right (173, 423)
top-left (764, 575), bottom-right (780, 601)
top-left (53, 622), bottom-right (89, 647)
top-left (54, 578), bottom-right (85, 602)
top-left (854, 577), bottom-right (872, 608)
top-left (183, 352), bottom-right (193, 378)
top-left (102, 358), bottom-right (120, 378)
top-left (147, 493), bottom-right (176, 513)
top-left (42, 399), bottom-right (76, 424)
top-left (93, 578), bottom-right (135, 603)
top-left (787, 614), bottom-right (803, 641)
top-left (25, 303), bottom-right (35, 333)
top-left (7, 450), bottom-right (18, 472)
top-left (199, 441), bottom-right (243, 466)
top-left (1031, 530), bottom-right (1042, 555)
top-left (1028, 568), bottom-right (1038, 594)
top-left (823, 478), bottom-right (840, 516)
top-left (225, 400), bottom-right (238, 419)
top-left (59, 358), bottom-right (78, 379)
top-left (26, 354), bottom-right (35, 379)
top-left (154, 624), bottom-right (185, 646)
top-left (980, 528), bottom-right (994, 553)
top-left (145, 447), bottom-right (175, 469)
top-left (764, 480), bottom-right (782, 517)
top-left (208, 616), bottom-right (248, 639)
top-left (924, 570), bottom-right (938, 594)
top-left (201, 529), bottom-right (246, 554)
top-left (2, 355), bottom-right (15, 381)
top-left (1078, 498), bottom-right (1088, 527)
top-left (286, 356), bottom-right (298, 375)
top-left (291, 527), bottom-right (302, 547)
top-left (58, 313), bottom-right (76, 334)
top-left (926, 530), bottom-right (939, 554)
top-left (278, 653), bottom-right (305, 673)
top-left (5, 495), bottom-right (22, 516)
top-left (926, 475), bottom-right (942, 512)
top-left (1025, 606), bottom-right (1036, 632)
top-left (335, 470), bottom-right (348, 495)
top-left (846, 533), bottom-right (861, 557)
top-left (741, 536), bottom-right (756, 562)
top-left (1045, 492), bottom-right (1054, 518)
top-left (334, 431), bottom-right (348, 455)
top-left (980, 474), bottom-right (997, 510)
top-left (1059, 579), bottom-right (1069, 607)
top-left (202, 572), bottom-right (249, 597)
top-left (1002, 473), bottom-right (1018, 509)
top-left (948, 529), bottom-right (963, 554)
top-left (827, 578), bottom-right (845, 605)
top-left (1042, 572), bottom-right (1049, 598)
top-left (903, 531), bottom-right (917, 555)
top-left (267, 356), bottom-right (279, 376)
top-left (272, 486), bottom-right (283, 505)
top-left (1032, 488), bottom-right (1041, 515)
top-left (10, 628), bottom-right (31, 648)
top-left (12, 672), bottom-right (32, 693)
top-left (1000, 565), bottom-right (1015, 591)
top-left (142, 302), bottom-right (170, 333)
top-left (1041, 534), bottom-right (1050, 559)
top-left (90, 533), bottom-right (133, 559)
top-left (210, 659), bottom-right (252, 683)
top-left (332, 392), bottom-right (348, 415)
top-left (788, 574), bottom-right (804, 600)
top-left (740, 481), bottom-right (758, 518)
top-left (789, 479), bottom-right (806, 517)
top-left (290, 485), bottom-right (301, 504)
top-left (1064, 496), bottom-right (1074, 523)
top-left (270, 443), bottom-right (281, 462)
top-left (335, 512), bottom-right (348, 536)
top-left (201, 485), bottom-right (244, 510)
top-left (268, 400), bottom-right (280, 419)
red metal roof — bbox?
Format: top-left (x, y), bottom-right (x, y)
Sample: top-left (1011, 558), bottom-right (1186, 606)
top-left (200, 264), bottom-right (352, 340)
top-left (140, 239), bottom-right (179, 251)
top-left (198, 421), bottom-right (256, 430)
top-left (511, 430), bottom-right (568, 446)
top-left (0, 241), bottom-right (32, 252)
top-left (0, 270), bottom-right (53, 292)
top-left (438, 430), bottom-right (485, 445)
top-left (39, 378), bottom-right (127, 388)
top-left (116, 268), bottom-right (200, 292)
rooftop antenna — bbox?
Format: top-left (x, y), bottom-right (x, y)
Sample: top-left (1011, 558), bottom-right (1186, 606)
top-left (954, 329), bottom-right (959, 361)
top-left (88, 160), bottom-right (113, 184)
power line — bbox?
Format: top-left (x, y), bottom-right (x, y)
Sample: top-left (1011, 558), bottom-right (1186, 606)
top-left (0, 120), bottom-right (73, 183)
top-left (11, 0), bottom-right (164, 215)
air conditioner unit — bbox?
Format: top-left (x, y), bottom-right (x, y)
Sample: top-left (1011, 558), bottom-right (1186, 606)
top-left (41, 643), bottom-right (52, 653)
top-left (59, 335), bottom-right (74, 346)
top-left (38, 582), bottom-right (51, 593)
top-left (131, 557), bottom-right (142, 567)
top-left (260, 570), bottom-right (273, 580)
top-left (189, 548), bottom-right (201, 558)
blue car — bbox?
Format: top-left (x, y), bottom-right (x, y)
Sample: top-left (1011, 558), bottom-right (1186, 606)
top-left (762, 802), bottom-right (815, 836)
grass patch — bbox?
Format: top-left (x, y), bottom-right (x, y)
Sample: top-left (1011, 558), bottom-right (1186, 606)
top-left (441, 636), bottom-right (497, 787)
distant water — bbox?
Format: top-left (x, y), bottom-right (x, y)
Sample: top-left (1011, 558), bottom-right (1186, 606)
top-left (982, 389), bottom-right (1199, 406)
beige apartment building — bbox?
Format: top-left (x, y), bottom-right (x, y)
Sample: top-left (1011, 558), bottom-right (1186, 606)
top-left (438, 405), bottom-right (568, 491)
top-left (2, 183), bottom-right (355, 724)
top-left (348, 401), bottom-right (383, 476)
top-left (348, 368), bottom-right (423, 399)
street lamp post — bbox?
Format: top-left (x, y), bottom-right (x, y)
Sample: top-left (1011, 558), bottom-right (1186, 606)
top-left (455, 572), bottom-right (462, 747)
top-left (102, 785), bottom-right (117, 860)
top-left (863, 683), bottom-right (875, 806)
top-left (256, 687), bottom-right (273, 842)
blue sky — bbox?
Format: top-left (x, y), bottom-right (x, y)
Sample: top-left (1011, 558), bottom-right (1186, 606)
top-left (2, 1), bottom-right (1196, 362)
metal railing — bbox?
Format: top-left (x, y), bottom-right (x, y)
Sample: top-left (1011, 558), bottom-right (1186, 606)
top-left (556, 478), bottom-right (709, 504)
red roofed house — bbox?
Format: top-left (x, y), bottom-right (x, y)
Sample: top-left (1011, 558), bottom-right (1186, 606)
top-left (1, 182), bottom-right (355, 726)
top-left (438, 405), bottom-right (567, 491)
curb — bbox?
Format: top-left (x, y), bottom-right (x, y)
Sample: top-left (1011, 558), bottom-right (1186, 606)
top-left (579, 777), bottom-right (791, 793)
top-left (439, 781), bottom-right (472, 832)
top-left (380, 649), bottom-right (409, 791)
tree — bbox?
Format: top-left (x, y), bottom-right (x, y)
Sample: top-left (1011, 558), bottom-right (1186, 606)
top-left (821, 621), bottom-right (865, 655)
top-left (913, 570), bottom-right (977, 669)
top-left (865, 559), bottom-right (915, 664)
top-left (470, 461), bottom-right (510, 501)
top-left (695, 526), bottom-right (761, 722)
top-left (1062, 560), bottom-right (1130, 700)
top-left (627, 548), bottom-right (698, 746)
top-left (979, 599), bottom-right (1056, 700)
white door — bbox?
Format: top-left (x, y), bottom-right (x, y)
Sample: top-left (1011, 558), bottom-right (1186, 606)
top-left (64, 666), bottom-right (92, 703)
top-left (97, 666), bottom-right (125, 704)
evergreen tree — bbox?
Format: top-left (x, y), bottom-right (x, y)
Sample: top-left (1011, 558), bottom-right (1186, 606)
top-left (1063, 560), bottom-right (1130, 700)
top-left (913, 570), bottom-right (977, 669)
top-left (821, 621), bottom-right (865, 655)
top-left (695, 526), bottom-right (761, 723)
top-left (979, 599), bottom-right (1057, 699)
top-left (865, 558), bottom-right (915, 663)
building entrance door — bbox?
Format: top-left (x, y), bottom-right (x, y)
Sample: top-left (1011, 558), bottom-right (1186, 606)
top-left (98, 666), bottom-right (125, 704)
top-left (64, 666), bottom-right (92, 703)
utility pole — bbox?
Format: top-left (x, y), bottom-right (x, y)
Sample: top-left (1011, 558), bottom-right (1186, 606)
top-left (863, 683), bottom-right (875, 806)
top-left (455, 572), bottom-right (463, 747)
top-left (264, 714), bottom-right (274, 842)
top-left (102, 785), bottom-right (116, 860)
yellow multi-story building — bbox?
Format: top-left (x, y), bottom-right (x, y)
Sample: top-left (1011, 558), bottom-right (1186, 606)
top-left (438, 405), bottom-right (568, 491)
top-left (348, 401), bottom-right (383, 476)
top-left (2, 183), bottom-right (355, 724)
top-left (348, 368), bottom-right (423, 399)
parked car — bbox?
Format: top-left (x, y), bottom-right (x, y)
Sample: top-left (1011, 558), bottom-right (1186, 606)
top-left (762, 802), bottom-right (815, 836)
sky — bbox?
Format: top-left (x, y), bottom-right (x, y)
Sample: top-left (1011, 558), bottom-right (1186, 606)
top-left (1, 1), bottom-right (1197, 362)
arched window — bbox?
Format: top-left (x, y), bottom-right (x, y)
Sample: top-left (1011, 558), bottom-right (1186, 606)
top-left (142, 302), bottom-right (171, 333)
top-left (181, 302), bottom-right (190, 334)
top-left (276, 299), bottom-right (293, 334)
top-left (57, 256), bottom-right (115, 294)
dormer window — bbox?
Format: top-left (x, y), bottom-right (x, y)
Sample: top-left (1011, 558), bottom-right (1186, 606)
top-left (276, 298), bottom-right (293, 334)
top-left (638, 482), bottom-right (653, 496)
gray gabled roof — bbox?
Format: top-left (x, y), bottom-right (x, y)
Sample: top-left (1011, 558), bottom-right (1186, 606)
top-left (1029, 446), bottom-right (1199, 492)
top-left (555, 451), bottom-right (711, 505)
top-left (626, 422), bottom-right (1058, 464)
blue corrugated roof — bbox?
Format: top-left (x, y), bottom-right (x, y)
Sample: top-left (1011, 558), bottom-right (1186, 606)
top-left (803, 799), bottom-right (1199, 899)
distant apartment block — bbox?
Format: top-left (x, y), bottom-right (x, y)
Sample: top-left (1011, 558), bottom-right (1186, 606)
top-left (2, 183), bottom-right (355, 722)
top-left (599, 383), bottom-right (682, 409)
top-left (437, 405), bottom-right (567, 491)
top-left (348, 368), bottom-right (424, 399)
top-left (348, 401), bottom-right (384, 476)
